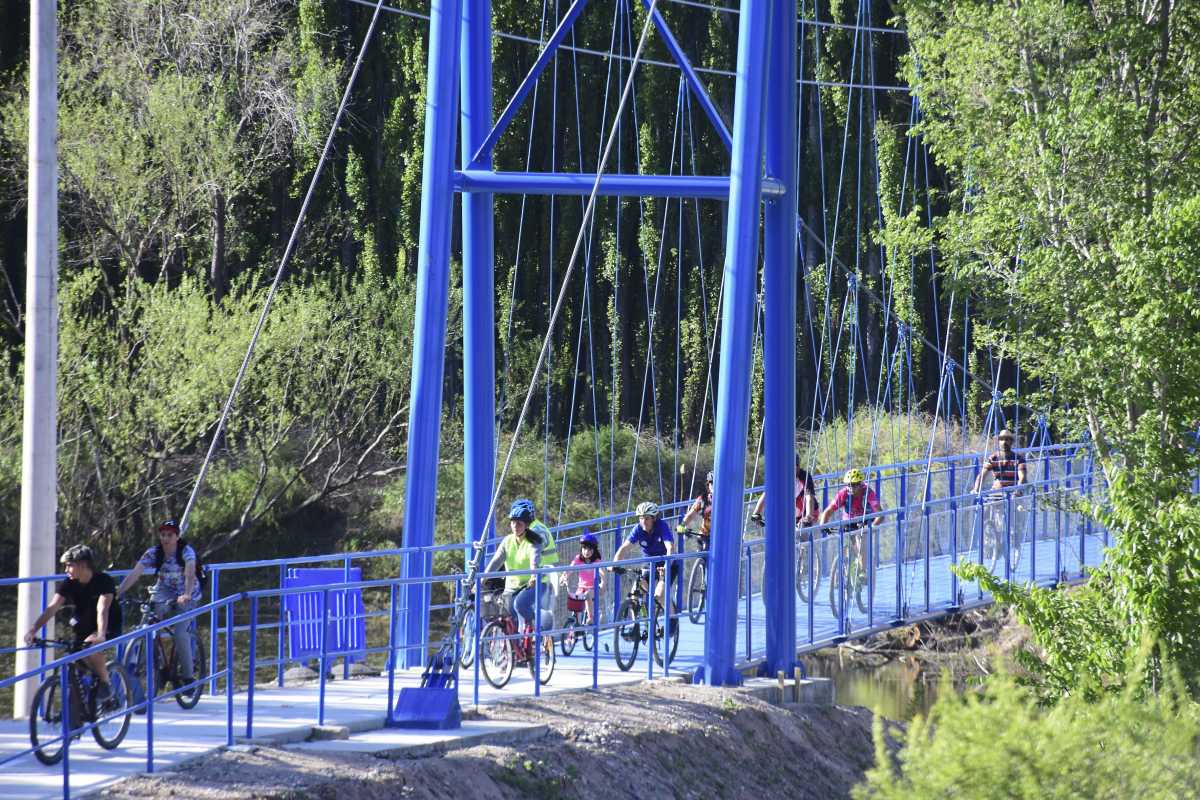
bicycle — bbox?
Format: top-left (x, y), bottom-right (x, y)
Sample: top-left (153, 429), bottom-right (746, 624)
top-left (682, 532), bottom-right (708, 624)
top-left (611, 565), bottom-right (679, 671)
top-left (795, 524), bottom-right (824, 603)
top-left (559, 590), bottom-right (597, 657)
top-left (458, 577), bottom-right (505, 669)
top-left (971, 491), bottom-right (1027, 574)
top-left (828, 524), bottom-right (870, 618)
top-left (478, 597), bottom-right (556, 689)
top-left (27, 637), bottom-right (134, 766)
top-left (121, 596), bottom-right (207, 710)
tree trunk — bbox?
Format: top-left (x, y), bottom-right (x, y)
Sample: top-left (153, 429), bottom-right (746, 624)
top-left (210, 188), bottom-right (227, 302)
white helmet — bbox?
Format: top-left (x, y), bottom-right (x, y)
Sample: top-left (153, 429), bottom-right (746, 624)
top-left (635, 501), bottom-right (659, 517)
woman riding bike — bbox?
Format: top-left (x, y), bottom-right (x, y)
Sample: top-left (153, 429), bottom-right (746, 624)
top-left (484, 499), bottom-right (555, 642)
top-left (818, 469), bottom-right (883, 573)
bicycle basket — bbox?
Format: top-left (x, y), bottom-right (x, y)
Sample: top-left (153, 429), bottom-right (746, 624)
top-left (479, 591), bottom-right (504, 619)
top-left (566, 593), bottom-right (587, 613)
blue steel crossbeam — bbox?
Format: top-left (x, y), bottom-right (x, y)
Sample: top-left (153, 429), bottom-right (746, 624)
top-left (401, 0), bottom-right (796, 691)
top-left (453, 170), bottom-right (785, 198)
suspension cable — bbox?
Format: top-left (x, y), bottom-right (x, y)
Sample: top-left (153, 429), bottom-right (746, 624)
top-left (473, 0), bottom-right (664, 543)
top-left (178, 0), bottom-right (387, 534)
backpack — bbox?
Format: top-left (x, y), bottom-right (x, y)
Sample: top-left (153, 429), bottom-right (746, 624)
top-left (153, 539), bottom-right (206, 588)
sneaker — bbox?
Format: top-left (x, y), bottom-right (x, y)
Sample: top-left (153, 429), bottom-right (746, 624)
top-left (95, 681), bottom-right (114, 708)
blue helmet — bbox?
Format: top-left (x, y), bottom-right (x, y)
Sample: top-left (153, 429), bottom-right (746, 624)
top-left (508, 498), bottom-right (535, 523)
top-left (580, 531), bottom-right (598, 547)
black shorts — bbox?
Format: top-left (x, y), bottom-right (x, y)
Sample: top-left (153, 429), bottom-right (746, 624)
top-left (72, 625), bottom-right (122, 648)
top-left (643, 559), bottom-right (684, 589)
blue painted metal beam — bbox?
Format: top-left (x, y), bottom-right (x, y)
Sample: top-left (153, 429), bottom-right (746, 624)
top-left (460, 0), bottom-right (495, 557)
top-left (470, 0), bottom-right (591, 165)
top-left (761, 0), bottom-right (797, 678)
top-left (638, 0), bottom-right (733, 152)
top-left (454, 169), bottom-right (784, 198)
top-left (400, 0), bottom-right (464, 669)
top-left (703, 0), bottom-right (771, 687)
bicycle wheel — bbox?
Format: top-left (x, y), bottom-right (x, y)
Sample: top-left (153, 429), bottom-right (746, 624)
top-left (983, 507), bottom-right (1002, 574)
top-left (479, 620), bottom-right (513, 689)
top-left (796, 540), bottom-right (813, 603)
top-left (652, 604), bottom-right (679, 667)
top-left (93, 662), bottom-right (132, 750)
top-left (828, 555), bottom-right (846, 619)
top-left (29, 675), bottom-right (65, 766)
top-left (559, 614), bottom-right (578, 657)
top-left (850, 556), bottom-right (868, 614)
top-left (581, 616), bottom-right (595, 652)
top-left (613, 600), bottom-right (640, 672)
top-left (686, 560), bottom-right (706, 623)
top-left (174, 633), bottom-right (206, 709)
top-left (458, 612), bottom-right (476, 669)
top-left (530, 633), bottom-right (555, 685)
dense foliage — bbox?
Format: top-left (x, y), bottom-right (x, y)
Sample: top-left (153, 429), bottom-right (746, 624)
top-left (0, 0), bottom-right (952, 567)
top-left (855, 667), bottom-right (1200, 799)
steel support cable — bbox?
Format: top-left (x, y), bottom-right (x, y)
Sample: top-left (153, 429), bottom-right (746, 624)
top-left (623, 76), bottom-right (685, 513)
top-left (498, 0), bottom-right (553, 463)
top-left (683, 89), bottom-right (722, 503)
top-left (557, 15), bottom-right (606, 519)
top-left (178, 0), bottom-right (386, 533)
top-left (618, 0), bottom-right (667, 516)
top-left (473, 0), bottom-right (663, 548)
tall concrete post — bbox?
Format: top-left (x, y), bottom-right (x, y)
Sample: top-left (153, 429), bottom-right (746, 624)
top-left (14, 0), bottom-right (59, 718)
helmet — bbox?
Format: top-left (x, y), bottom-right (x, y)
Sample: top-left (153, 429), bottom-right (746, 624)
top-left (158, 519), bottom-right (180, 534)
top-left (997, 429), bottom-right (1015, 442)
top-left (635, 501), bottom-right (659, 517)
top-left (842, 468), bottom-right (866, 486)
top-left (705, 471), bottom-right (714, 482)
top-left (60, 544), bottom-right (95, 566)
top-left (508, 498), bottom-right (535, 523)
top-left (580, 531), bottom-right (598, 547)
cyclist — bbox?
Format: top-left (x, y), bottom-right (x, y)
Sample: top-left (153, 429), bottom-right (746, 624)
top-left (560, 531), bottom-right (604, 626)
top-left (484, 499), bottom-right (555, 640)
top-left (23, 545), bottom-right (123, 703)
top-left (751, 464), bottom-right (820, 527)
top-left (973, 429), bottom-right (1028, 563)
top-left (973, 429), bottom-right (1027, 493)
top-left (613, 501), bottom-right (678, 609)
top-left (115, 519), bottom-right (200, 685)
top-left (680, 472), bottom-right (714, 540)
top-left (818, 469), bottom-right (883, 573)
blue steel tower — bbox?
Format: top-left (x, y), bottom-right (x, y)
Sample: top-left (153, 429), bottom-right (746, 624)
top-left (399, 0), bottom-right (799, 686)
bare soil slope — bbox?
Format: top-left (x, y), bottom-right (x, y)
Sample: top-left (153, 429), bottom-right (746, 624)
top-left (99, 680), bottom-right (891, 800)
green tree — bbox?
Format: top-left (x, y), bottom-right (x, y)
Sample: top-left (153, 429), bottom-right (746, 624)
top-left (855, 666), bottom-right (1200, 799)
top-left (897, 0), bottom-right (1200, 486)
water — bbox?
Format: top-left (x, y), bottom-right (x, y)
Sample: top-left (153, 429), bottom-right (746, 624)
top-left (804, 653), bottom-right (947, 721)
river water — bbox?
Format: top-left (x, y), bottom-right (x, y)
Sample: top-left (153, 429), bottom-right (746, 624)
top-left (803, 653), bottom-right (949, 721)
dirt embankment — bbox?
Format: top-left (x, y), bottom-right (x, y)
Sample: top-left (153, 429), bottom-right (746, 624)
top-left (100, 681), bottom-right (898, 800)
top-left (827, 607), bottom-right (1031, 676)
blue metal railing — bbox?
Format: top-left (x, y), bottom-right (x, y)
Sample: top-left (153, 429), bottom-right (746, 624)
top-left (1, 444), bottom-right (1106, 795)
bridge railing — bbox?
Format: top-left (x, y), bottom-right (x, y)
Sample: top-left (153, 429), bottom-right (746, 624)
top-left (1, 593), bottom-right (243, 798)
top-left (2, 445), bottom-right (1093, 710)
top-left (2, 455), bottom-right (1109, 791)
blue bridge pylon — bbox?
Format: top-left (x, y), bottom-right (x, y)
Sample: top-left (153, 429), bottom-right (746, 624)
top-left (398, 0), bottom-right (800, 686)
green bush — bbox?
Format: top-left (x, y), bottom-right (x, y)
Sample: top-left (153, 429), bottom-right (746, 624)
top-left (855, 666), bottom-right (1200, 799)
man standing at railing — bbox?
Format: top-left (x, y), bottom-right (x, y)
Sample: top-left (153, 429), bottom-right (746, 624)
top-left (23, 545), bottom-right (123, 704)
top-left (115, 519), bottom-right (200, 685)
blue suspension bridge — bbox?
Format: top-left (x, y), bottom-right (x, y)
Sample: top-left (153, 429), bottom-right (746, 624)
top-left (3, 0), bottom-right (1108, 796)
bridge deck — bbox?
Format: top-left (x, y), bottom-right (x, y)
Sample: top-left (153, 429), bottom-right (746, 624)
top-left (1, 515), bottom-right (1105, 799)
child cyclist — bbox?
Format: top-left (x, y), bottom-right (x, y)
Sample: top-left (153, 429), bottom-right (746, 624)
top-left (560, 531), bottom-right (605, 626)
